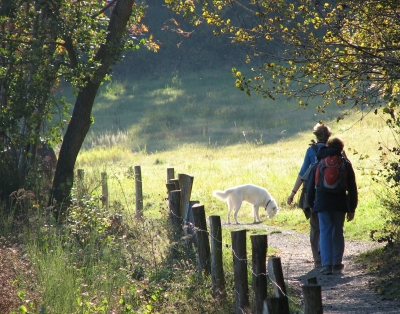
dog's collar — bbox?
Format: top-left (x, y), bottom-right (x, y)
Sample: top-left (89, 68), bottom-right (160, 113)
top-left (265, 199), bottom-right (272, 208)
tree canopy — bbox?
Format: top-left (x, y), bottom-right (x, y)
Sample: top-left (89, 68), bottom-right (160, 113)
top-left (166, 0), bottom-right (400, 121)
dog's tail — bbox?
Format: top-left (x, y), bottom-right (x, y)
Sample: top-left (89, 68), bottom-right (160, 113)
top-left (212, 189), bottom-right (231, 201)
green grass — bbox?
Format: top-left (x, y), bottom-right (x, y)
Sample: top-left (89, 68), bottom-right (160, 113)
top-left (76, 108), bottom-right (390, 242)
top-left (83, 69), bottom-right (347, 152)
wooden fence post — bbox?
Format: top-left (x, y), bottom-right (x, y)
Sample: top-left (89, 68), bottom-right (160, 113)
top-left (170, 178), bottom-right (180, 190)
top-left (168, 190), bottom-right (182, 232)
top-left (101, 172), bottom-right (109, 210)
top-left (251, 234), bottom-right (268, 314)
top-left (166, 182), bottom-right (176, 192)
top-left (185, 200), bottom-right (199, 229)
top-left (178, 173), bottom-right (193, 219)
top-left (77, 169), bottom-right (85, 200)
top-left (231, 229), bottom-right (250, 314)
top-left (209, 215), bottom-right (225, 297)
top-left (166, 168), bottom-right (176, 192)
top-left (267, 257), bottom-right (290, 314)
top-left (267, 257), bottom-right (287, 297)
top-left (262, 297), bottom-right (290, 314)
top-left (192, 204), bottom-right (211, 276)
top-left (134, 165), bottom-right (143, 219)
top-left (302, 284), bottom-right (323, 314)
top-left (167, 167), bottom-right (175, 182)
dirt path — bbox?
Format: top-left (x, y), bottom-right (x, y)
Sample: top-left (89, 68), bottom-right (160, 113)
top-left (238, 224), bottom-right (400, 313)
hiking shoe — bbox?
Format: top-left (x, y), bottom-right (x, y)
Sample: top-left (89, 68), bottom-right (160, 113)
top-left (333, 264), bottom-right (344, 272)
top-left (320, 265), bottom-right (333, 275)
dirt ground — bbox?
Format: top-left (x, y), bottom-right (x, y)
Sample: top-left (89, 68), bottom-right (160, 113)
top-left (255, 224), bottom-right (400, 313)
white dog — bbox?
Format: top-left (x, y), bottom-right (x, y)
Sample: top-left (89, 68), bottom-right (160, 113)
top-left (212, 184), bottom-right (279, 224)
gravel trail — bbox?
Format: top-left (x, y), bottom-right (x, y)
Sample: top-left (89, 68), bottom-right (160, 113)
top-left (225, 223), bottom-right (400, 313)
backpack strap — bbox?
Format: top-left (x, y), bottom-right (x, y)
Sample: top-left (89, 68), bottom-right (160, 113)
top-left (310, 143), bottom-right (319, 163)
top-left (310, 144), bottom-right (319, 153)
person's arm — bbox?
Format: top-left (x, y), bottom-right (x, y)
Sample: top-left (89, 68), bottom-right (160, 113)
top-left (287, 147), bottom-right (312, 205)
top-left (306, 166), bottom-right (316, 209)
top-left (287, 175), bottom-right (303, 205)
top-left (347, 212), bottom-right (355, 222)
top-left (346, 161), bottom-right (358, 221)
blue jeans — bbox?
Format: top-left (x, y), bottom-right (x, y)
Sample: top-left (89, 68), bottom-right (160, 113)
top-left (310, 212), bottom-right (320, 265)
top-left (318, 211), bottom-right (346, 266)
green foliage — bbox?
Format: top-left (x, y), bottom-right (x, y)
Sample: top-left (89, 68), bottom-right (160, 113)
top-left (368, 113), bottom-right (400, 244)
top-left (0, 0), bottom-right (155, 208)
top-left (17, 186), bottom-right (233, 313)
top-left (113, 0), bottom-right (245, 79)
top-left (165, 0), bottom-right (400, 118)
top-left (356, 243), bottom-right (400, 300)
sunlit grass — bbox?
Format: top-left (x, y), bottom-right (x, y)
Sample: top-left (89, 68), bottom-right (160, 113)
top-left (76, 107), bottom-right (391, 242)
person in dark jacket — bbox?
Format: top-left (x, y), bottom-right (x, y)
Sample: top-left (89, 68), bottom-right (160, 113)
top-left (287, 123), bottom-right (332, 268)
top-left (307, 138), bottom-right (358, 275)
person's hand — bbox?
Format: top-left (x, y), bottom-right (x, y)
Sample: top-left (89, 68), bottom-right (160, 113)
top-left (287, 191), bottom-right (296, 205)
top-left (347, 212), bottom-right (355, 222)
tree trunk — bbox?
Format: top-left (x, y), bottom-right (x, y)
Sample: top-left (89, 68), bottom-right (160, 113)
top-left (50, 0), bottom-right (134, 218)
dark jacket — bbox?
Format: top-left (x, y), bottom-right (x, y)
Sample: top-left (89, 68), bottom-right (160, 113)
top-left (306, 146), bottom-right (358, 213)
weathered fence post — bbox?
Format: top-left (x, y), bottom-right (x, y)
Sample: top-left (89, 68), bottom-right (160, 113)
top-left (231, 229), bottom-right (250, 314)
top-left (307, 277), bottom-right (318, 284)
top-left (266, 257), bottom-right (290, 314)
top-left (169, 178), bottom-right (180, 190)
top-left (302, 284), bottom-right (323, 314)
top-left (251, 234), bottom-right (268, 314)
top-left (134, 165), bottom-right (143, 219)
top-left (168, 190), bottom-right (182, 232)
top-left (166, 182), bottom-right (176, 192)
top-left (178, 173), bottom-right (193, 219)
top-left (185, 200), bottom-right (199, 230)
top-left (77, 169), bottom-right (85, 200)
top-left (192, 204), bottom-right (211, 276)
top-left (167, 167), bottom-right (175, 182)
top-left (101, 172), bottom-right (109, 210)
top-left (209, 215), bottom-right (225, 297)
top-left (166, 168), bottom-right (176, 192)
top-left (262, 297), bottom-right (290, 314)
top-left (267, 257), bottom-right (287, 297)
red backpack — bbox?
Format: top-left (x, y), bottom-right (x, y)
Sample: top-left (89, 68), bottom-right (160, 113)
top-left (315, 155), bottom-right (348, 193)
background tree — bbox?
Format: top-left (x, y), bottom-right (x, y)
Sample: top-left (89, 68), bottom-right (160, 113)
top-left (0, 0), bottom-right (157, 218)
top-left (50, 0), bottom-right (148, 218)
top-left (0, 0), bottom-right (69, 203)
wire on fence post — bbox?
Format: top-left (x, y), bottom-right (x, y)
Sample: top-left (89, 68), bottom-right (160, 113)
top-left (101, 172), bottom-right (109, 210)
top-left (192, 204), bottom-right (211, 277)
top-left (231, 229), bottom-right (250, 314)
top-left (134, 165), bottom-right (143, 219)
top-left (251, 234), bottom-right (268, 314)
top-left (267, 257), bottom-right (290, 313)
top-left (209, 215), bottom-right (226, 298)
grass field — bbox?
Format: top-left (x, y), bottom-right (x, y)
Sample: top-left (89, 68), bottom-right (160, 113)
top-left (74, 68), bottom-right (393, 242)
